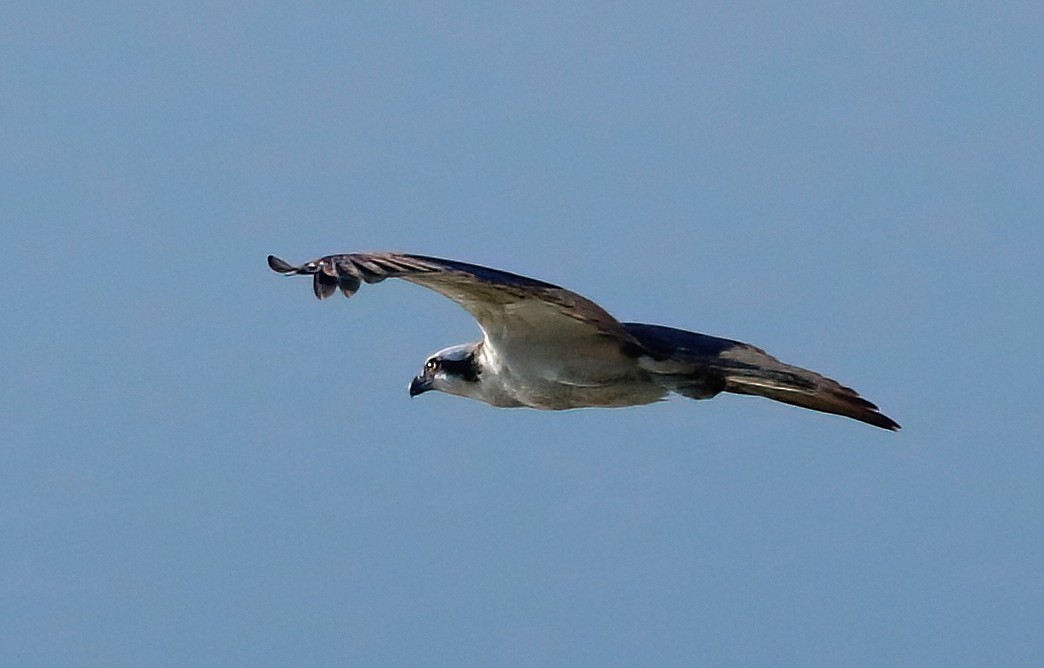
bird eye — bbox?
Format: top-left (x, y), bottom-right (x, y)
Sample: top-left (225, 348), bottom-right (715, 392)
top-left (425, 359), bottom-right (438, 371)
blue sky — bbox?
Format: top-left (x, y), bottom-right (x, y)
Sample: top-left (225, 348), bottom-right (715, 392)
top-left (3, 2), bottom-right (1042, 665)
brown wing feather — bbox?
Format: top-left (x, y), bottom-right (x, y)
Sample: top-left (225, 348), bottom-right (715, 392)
top-left (625, 323), bottom-right (900, 431)
top-left (267, 253), bottom-right (638, 345)
top-left (723, 373), bottom-right (900, 431)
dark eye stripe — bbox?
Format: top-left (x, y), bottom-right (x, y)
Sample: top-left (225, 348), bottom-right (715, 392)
top-left (436, 356), bottom-right (479, 382)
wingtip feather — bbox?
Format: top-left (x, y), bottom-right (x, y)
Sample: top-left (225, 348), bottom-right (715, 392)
top-left (874, 413), bottom-right (902, 432)
top-left (268, 255), bottom-right (297, 274)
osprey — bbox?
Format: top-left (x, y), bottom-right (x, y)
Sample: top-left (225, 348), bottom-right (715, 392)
top-left (268, 253), bottom-right (899, 431)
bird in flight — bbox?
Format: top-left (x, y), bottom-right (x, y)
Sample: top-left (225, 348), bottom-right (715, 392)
top-left (268, 253), bottom-right (899, 431)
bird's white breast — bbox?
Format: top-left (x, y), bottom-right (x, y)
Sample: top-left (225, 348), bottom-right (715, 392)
top-left (476, 333), bottom-right (665, 409)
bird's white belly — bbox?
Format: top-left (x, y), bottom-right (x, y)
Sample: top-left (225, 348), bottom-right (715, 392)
top-left (479, 343), bottom-right (666, 409)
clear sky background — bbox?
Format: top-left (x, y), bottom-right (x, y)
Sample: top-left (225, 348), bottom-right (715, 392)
top-left (3, 2), bottom-right (1042, 666)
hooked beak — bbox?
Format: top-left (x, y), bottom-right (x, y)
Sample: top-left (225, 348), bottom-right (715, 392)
top-left (409, 375), bottom-right (433, 397)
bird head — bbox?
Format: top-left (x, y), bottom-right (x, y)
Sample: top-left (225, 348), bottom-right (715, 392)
top-left (409, 342), bottom-right (482, 400)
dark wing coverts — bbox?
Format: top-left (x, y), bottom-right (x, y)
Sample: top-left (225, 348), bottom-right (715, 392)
top-left (625, 323), bottom-right (900, 431)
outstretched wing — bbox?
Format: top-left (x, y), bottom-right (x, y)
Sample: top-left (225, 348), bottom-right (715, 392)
top-left (625, 323), bottom-right (900, 431)
top-left (267, 253), bottom-right (640, 350)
